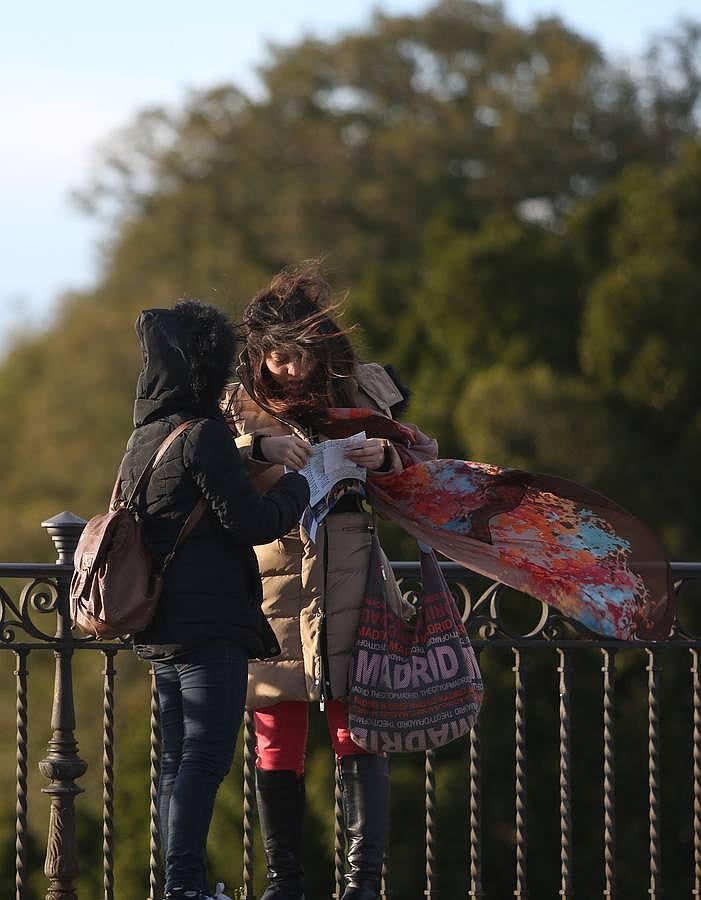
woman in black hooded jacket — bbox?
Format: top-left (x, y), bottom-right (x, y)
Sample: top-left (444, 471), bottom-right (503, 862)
top-left (118, 301), bottom-right (309, 900)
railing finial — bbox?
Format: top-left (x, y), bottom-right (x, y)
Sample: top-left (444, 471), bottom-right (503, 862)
top-left (41, 512), bottom-right (87, 565)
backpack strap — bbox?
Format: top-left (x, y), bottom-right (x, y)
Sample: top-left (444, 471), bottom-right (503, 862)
top-left (109, 474), bottom-right (123, 512)
top-left (122, 419), bottom-right (199, 509)
top-left (108, 420), bottom-right (200, 512)
top-left (161, 498), bottom-right (208, 570)
top-left (112, 418), bottom-right (209, 571)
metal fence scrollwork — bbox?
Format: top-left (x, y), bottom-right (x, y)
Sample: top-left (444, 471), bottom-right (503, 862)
top-left (2, 515), bottom-right (701, 899)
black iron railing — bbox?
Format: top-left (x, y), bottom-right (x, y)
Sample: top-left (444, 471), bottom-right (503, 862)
top-left (2, 513), bottom-right (701, 899)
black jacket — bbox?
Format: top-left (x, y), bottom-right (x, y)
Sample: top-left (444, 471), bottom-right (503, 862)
top-left (119, 308), bottom-right (309, 657)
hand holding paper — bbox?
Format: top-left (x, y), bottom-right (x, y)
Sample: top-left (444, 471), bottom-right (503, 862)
top-left (259, 434), bottom-right (313, 470)
top-left (298, 432), bottom-right (367, 506)
top-left (344, 437), bottom-right (388, 470)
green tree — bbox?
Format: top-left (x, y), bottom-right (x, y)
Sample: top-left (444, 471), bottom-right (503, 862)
top-left (421, 141), bottom-right (701, 556)
top-left (454, 363), bottom-right (617, 483)
top-left (397, 212), bottom-right (582, 452)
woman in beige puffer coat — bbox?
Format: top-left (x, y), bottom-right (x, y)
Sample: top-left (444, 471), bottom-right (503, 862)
top-left (225, 359), bottom-right (404, 709)
top-left (222, 263), bottom-right (425, 900)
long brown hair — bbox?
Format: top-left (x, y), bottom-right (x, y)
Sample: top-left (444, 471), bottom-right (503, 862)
top-left (237, 261), bottom-right (358, 419)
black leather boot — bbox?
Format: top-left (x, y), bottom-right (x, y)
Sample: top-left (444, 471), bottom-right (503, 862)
top-left (256, 769), bottom-right (305, 900)
top-left (339, 754), bottom-right (390, 900)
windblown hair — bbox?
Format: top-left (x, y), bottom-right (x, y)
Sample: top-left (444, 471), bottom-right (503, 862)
top-left (172, 299), bottom-right (239, 415)
top-left (238, 262), bottom-right (358, 419)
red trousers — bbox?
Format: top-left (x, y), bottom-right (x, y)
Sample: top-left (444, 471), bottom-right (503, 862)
top-left (254, 700), bottom-right (373, 775)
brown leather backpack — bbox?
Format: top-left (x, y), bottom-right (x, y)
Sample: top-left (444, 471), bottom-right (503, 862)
top-left (70, 420), bottom-right (206, 639)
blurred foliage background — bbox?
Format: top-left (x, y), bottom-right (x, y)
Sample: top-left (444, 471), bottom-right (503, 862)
top-left (2, 0), bottom-right (701, 896)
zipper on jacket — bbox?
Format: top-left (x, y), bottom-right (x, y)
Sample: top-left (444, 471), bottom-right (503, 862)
top-left (319, 519), bottom-right (332, 709)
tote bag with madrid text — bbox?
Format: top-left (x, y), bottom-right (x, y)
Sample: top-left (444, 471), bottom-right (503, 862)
top-left (348, 537), bottom-right (483, 753)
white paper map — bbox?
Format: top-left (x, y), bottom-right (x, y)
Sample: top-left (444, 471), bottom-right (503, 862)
top-left (298, 432), bottom-right (367, 506)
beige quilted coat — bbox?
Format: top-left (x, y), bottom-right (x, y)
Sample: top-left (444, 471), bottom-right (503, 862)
top-left (223, 363), bottom-right (405, 709)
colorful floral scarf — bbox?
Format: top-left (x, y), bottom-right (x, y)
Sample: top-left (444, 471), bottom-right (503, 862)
top-left (317, 408), bottom-right (674, 641)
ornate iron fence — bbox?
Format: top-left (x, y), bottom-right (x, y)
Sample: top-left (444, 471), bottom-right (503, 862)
top-left (1, 513), bottom-right (700, 899)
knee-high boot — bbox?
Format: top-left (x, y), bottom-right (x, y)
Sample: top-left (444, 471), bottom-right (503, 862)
top-left (339, 754), bottom-right (390, 900)
top-left (256, 769), bottom-right (305, 900)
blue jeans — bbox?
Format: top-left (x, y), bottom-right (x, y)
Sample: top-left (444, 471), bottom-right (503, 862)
top-left (153, 640), bottom-right (248, 892)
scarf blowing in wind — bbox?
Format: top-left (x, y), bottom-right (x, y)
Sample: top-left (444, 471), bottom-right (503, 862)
top-left (317, 407), bottom-right (674, 642)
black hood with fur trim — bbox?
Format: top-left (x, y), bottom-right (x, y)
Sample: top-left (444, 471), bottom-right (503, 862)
top-left (133, 302), bottom-right (237, 426)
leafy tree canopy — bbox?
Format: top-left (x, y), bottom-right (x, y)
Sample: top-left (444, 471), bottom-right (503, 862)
top-left (1, 0), bottom-right (699, 563)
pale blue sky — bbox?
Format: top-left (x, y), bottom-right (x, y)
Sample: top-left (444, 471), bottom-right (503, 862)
top-left (2, 0), bottom-right (699, 342)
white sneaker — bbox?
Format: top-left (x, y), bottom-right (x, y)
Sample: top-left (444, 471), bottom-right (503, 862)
top-left (210, 883), bottom-right (232, 900)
